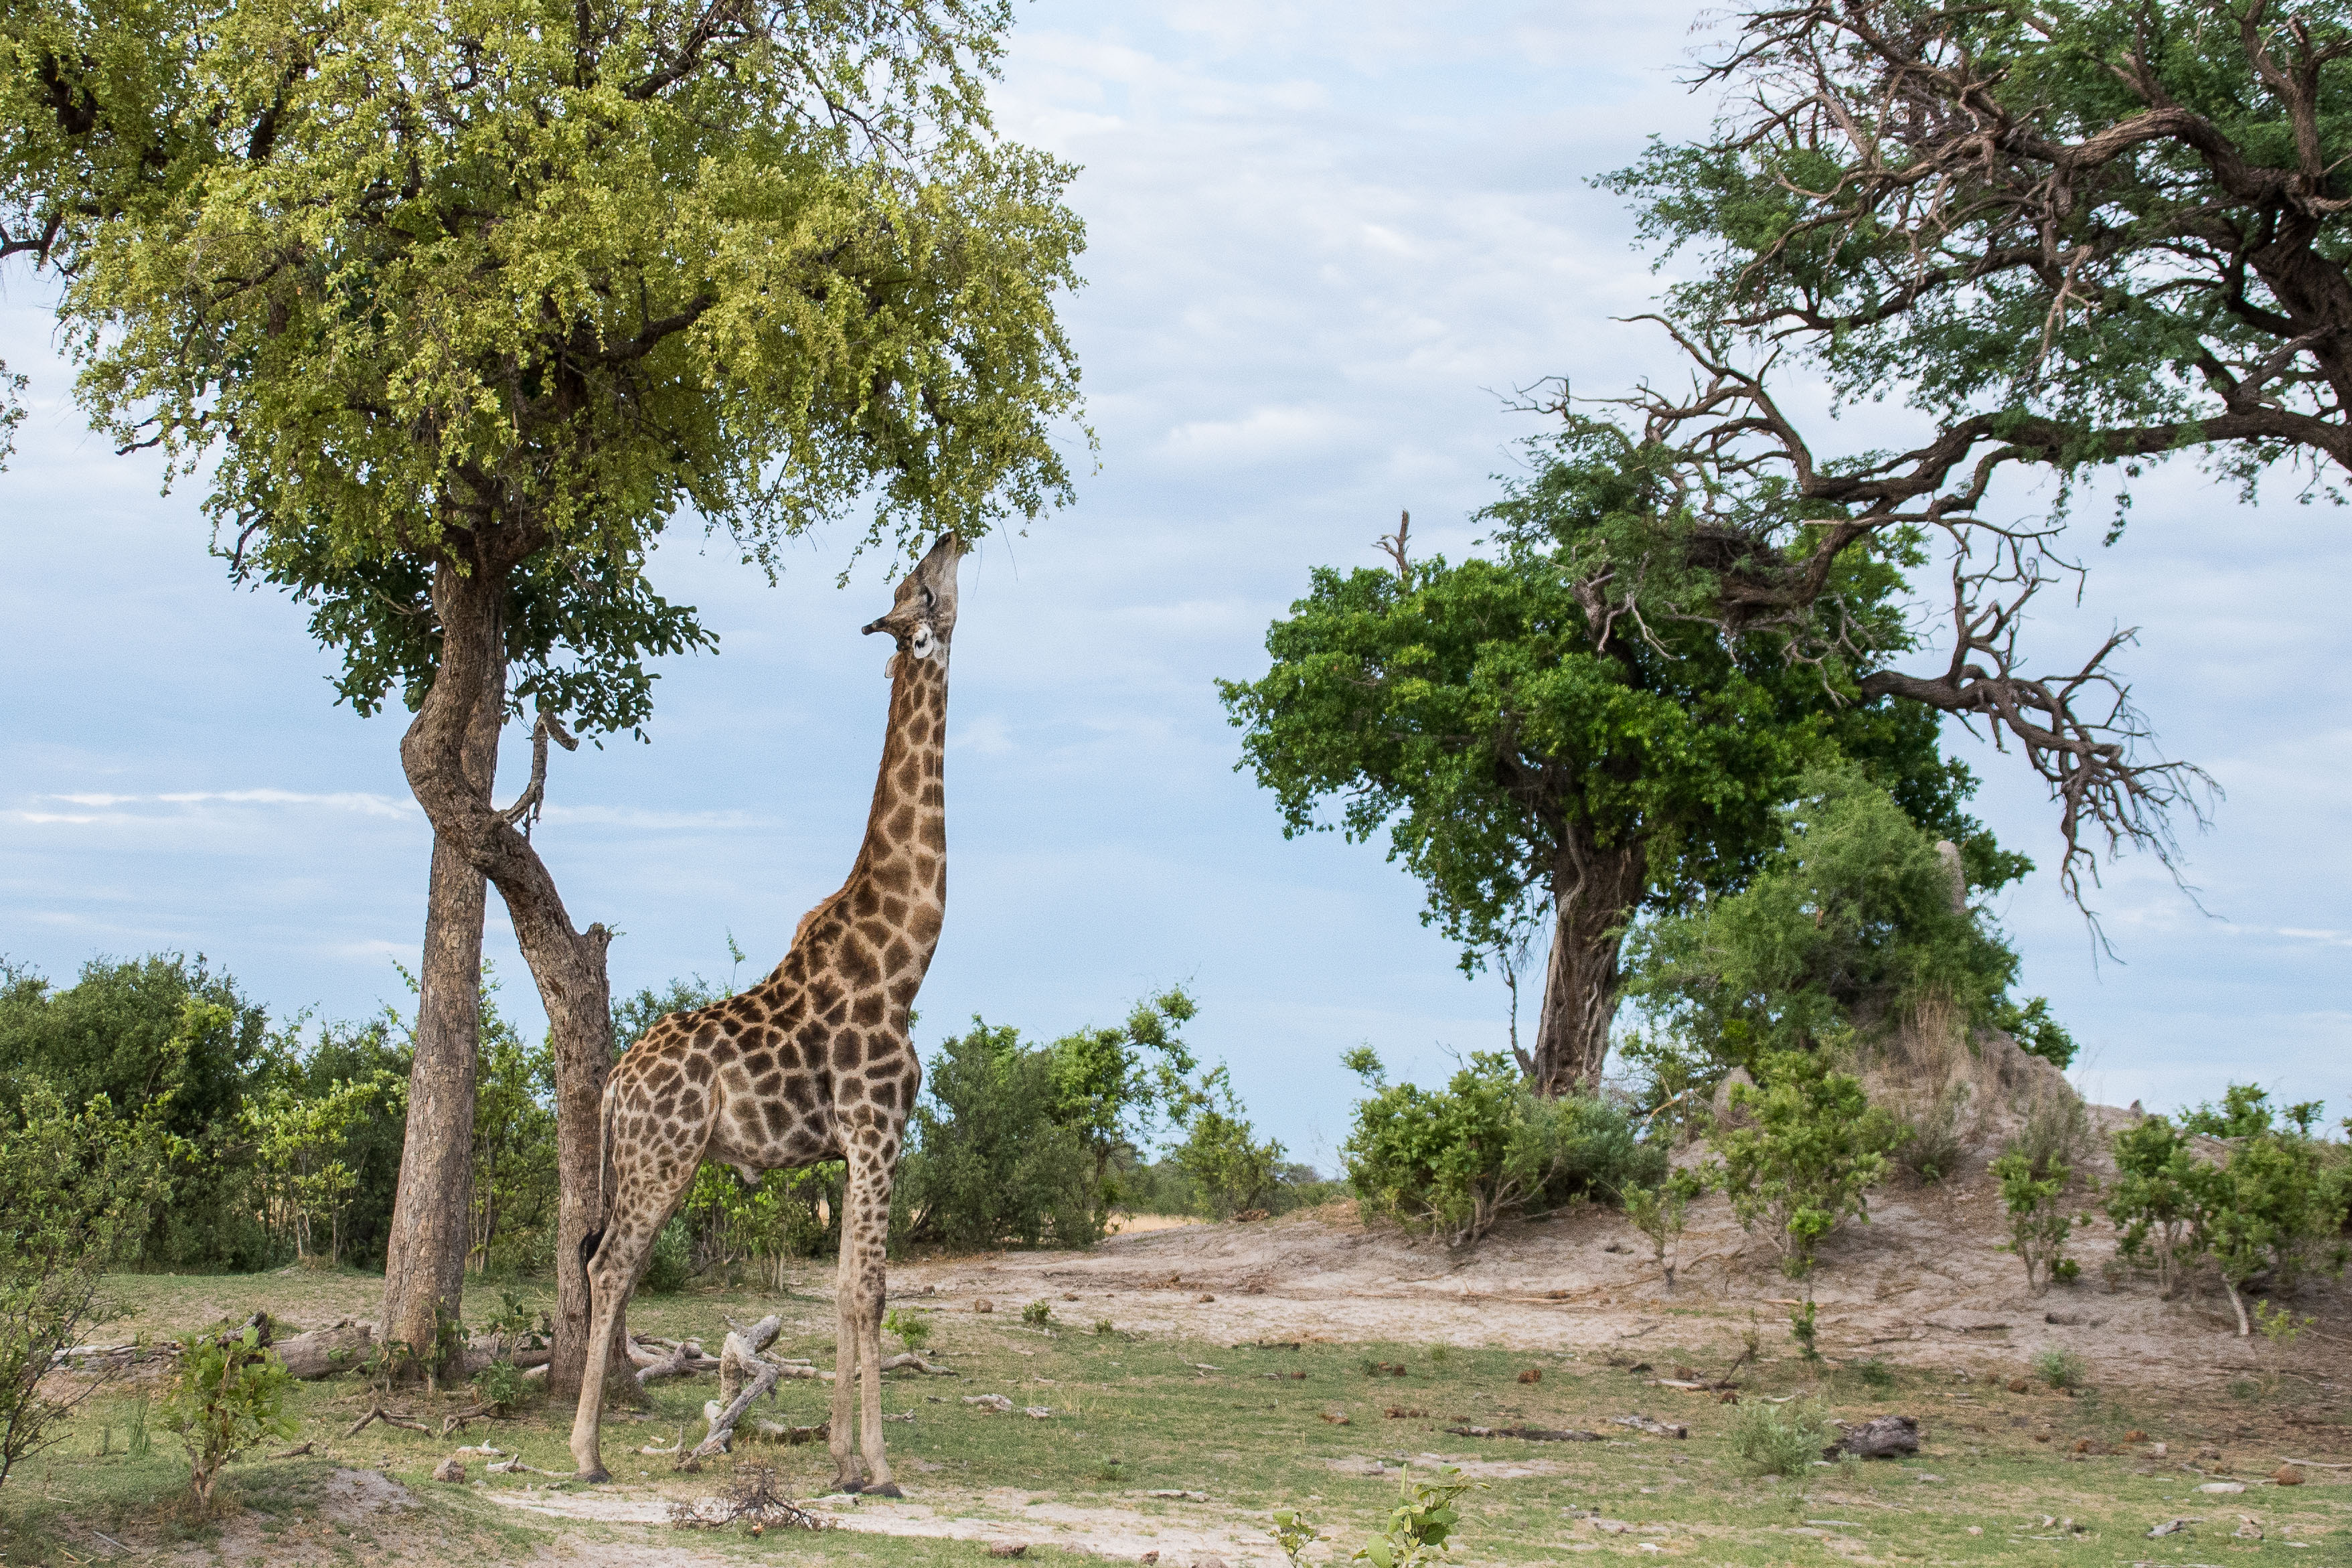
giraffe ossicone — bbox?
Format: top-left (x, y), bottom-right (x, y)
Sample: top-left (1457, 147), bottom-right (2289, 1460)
top-left (566, 534), bottom-right (965, 1491)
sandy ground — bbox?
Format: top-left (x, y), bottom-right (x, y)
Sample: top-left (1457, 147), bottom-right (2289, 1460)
top-left (881, 1120), bottom-right (2349, 1396)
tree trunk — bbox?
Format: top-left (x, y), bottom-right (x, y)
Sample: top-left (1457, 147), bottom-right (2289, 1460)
top-left (398, 553), bottom-right (617, 1402)
top-left (1525, 829), bottom-right (1648, 1096)
top-left (381, 609), bottom-right (503, 1383)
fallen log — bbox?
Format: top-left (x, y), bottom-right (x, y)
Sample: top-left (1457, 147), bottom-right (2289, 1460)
top-left (1828, 1415), bottom-right (1920, 1460)
top-left (1609, 1413), bottom-right (1689, 1439)
top-left (692, 1358), bottom-right (785, 1460)
top-left (1445, 1424), bottom-right (1601, 1443)
top-left (273, 1319), bottom-right (378, 1380)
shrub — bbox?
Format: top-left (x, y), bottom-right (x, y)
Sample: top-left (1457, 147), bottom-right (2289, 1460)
top-left (1729, 1397), bottom-right (1834, 1478)
top-left (2031, 1348), bottom-right (2085, 1391)
top-left (471, 1358), bottom-right (531, 1414)
top-left (1170, 1067), bottom-right (1285, 1220)
top-left (2107, 1115), bottom-right (2199, 1298)
top-left (1619, 1168), bottom-right (1705, 1293)
top-left (895, 1019), bottom-right (1097, 1249)
top-left (0, 1076), bottom-right (167, 1490)
top-left (641, 1219), bottom-right (694, 1294)
top-left (160, 1326), bottom-right (297, 1508)
top-left (1711, 1049), bottom-right (1904, 1279)
top-left (883, 1308), bottom-right (931, 1353)
top-left (1992, 1151), bottom-right (2086, 1296)
top-left (1354, 1464), bottom-right (1482, 1568)
top-left (1020, 1299), bottom-right (1054, 1328)
top-left (1342, 1049), bottom-right (1662, 1247)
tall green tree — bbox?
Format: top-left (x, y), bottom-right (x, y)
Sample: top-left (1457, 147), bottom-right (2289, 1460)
top-left (1044, 987), bottom-right (1199, 1229)
top-left (1219, 431), bottom-right (2009, 1092)
top-left (1583, 0), bottom-right (2352, 891)
top-left (29, 0), bottom-right (1085, 1393)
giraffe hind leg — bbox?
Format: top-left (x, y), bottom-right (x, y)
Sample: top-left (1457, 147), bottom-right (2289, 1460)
top-left (568, 1162), bottom-right (695, 1481)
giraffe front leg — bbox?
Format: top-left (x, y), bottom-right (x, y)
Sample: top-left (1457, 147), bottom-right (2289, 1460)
top-left (852, 1157), bottom-right (899, 1497)
top-left (568, 1231), bottom-right (645, 1482)
top-left (828, 1235), bottom-right (865, 1492)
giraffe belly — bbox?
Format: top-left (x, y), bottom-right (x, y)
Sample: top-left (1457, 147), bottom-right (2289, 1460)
top-left (708, 1096), bottom-right (836, 1174)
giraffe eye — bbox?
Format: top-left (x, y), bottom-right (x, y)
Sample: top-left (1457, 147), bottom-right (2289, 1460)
top-left (921, 583), bottom-right (937, 610)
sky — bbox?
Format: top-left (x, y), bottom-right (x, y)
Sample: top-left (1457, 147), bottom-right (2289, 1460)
top-left (2, 1), bottom-right (2346, 1171)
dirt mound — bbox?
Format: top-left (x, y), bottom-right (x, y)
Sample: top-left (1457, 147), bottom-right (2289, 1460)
top-left (886, 1099), bottom-right (2345, 1397)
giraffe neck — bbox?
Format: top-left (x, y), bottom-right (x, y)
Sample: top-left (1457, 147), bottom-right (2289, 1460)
top-left (765, 648), bottom-right (949, 988)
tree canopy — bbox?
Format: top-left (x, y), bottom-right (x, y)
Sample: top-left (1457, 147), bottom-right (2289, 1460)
top-left (1219, 428), bottom-right (2018, 1091)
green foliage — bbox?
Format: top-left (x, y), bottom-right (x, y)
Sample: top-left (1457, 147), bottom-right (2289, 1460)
top-left (467, 971), bottom-right (557, 1275)
top-left (1354, 1465), bottom-right (1483, 1568)
top-left (241, 1052), bottom-right (404, 1266)
top-left (1788, 1298), bottom-right (1818, 1360)
top-left (40, 0), bottom-right (1087, 747)
top-left (159, 1327), bottom-right (296, 1508)
top-left (1270, 1507), bottom-right (1322, 1567)
top-left (1993, 996), bottom-right (2078, 1071)
top-left (1619, 1166), bottom-right (1706, 1293)
top-left (1218, 433), bottom-right (2009, 1083)
top-left (471, 1358), bottom-right (531, 1414)
top-left (883, 1308), bottom-right (931, 1354)
top-left (1853, 1356), bottom-right (1895, 1392)
top-left (897, 1018), bottom-right (1095, 1251)
top-left (1629, 766), bottom-right (2028, 1075)
top-left (642, 1219), bottom-right (694, 1296)
top-left (1711, 1049), bottom-right (1905, 1279)
top-left (1342, 1050), bottom-right (1664, 1248)
top-left (2107, 1089), bottom-right (2351, 1335)
top-left (0, 1077), bottom-right (169, 1489)
top-left (1168, 1065), bottom-right (1285, 1221)
top-left (2031, 1349), bottom-right (2086, 1393)
top-left (1992, 1152), bottom-right (2086, 1296)
top-left (1046, 988), bottom-right (1200, 1229)
top-left (1729, 1397), bottom-right (1834, 1478)
top-left (0, 955), bottom-right (271, 1269)
top-left (1020, 1299), bottom-right (1054, 1328)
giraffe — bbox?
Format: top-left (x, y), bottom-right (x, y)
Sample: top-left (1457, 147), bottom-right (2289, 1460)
top-left (566, 534), bottom-right (965, 1490)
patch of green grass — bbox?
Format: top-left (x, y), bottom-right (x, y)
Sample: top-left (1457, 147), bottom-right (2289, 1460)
top-left (0, 1270), bottom-right (2344, 1568)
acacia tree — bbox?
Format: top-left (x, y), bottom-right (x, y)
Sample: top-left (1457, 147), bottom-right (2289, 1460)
top-left (1587, 0), bottom-right (2352, 896)
top-left (42, 0), bottom-right (1084, 1393)
top-left (1219, 432), bottom-right (2017, 1093)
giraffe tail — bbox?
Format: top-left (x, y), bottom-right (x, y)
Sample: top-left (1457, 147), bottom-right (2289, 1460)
top-left (578, 1075), bottom-right (621, 1283)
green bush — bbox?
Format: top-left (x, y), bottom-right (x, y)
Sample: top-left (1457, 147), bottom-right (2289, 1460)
top-left (1021, 1299), bottom-right (1054, 1327)
top-left (1711, 1049), bottom-right (1904, 1279)
top-left (1342, 1049), bottom-right (1663, 1248)
top-left (1992, 1150), bottom-right (2084, 1296)
top-left (883, 1308), bottom-right (931, 1353)
top-left (0, 1077), bottom-right (168, 1489)
top-left (1620, 1167), bottom-right (1705, 1293)
top-left (160, 1326), bottom-right (297, 1508)
top-left (1729, 1397), bottom-right (1834, 1478)
top-left (2031, 1348), bottom-right (2085, 1391)
top-left (896, 1019), bottom-right (1095, 1250)
top-left (1170, 1066), bottom-right (1285, 1220)
top-left (641, 1219), bottom-right (694, 1294)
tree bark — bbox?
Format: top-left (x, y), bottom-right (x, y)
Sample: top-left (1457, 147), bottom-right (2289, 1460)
top-left (398, 550), bottom-right (617, 1402)
top-left (381, 645), bottom-right (502, 1381)
top-left (1525, 829), bottom-right (1648, 1096)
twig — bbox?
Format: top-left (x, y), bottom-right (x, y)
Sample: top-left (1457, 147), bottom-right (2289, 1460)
top-left (344, 1403), bottom-right (429, 1438)
top-left (269, 1441), bottom-right (315, 1459)
top-left (2283, 1457), bottom-right (2352, 1470)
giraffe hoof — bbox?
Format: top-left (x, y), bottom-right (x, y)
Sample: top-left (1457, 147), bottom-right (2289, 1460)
top-left (864, 1482), bottom-right (905, 1499)
top-left (576, 1465), bottom-right (611, 1485)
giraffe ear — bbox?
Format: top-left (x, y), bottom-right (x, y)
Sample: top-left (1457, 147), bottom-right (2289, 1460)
top-left (911, 623), bottom-right (937, 660)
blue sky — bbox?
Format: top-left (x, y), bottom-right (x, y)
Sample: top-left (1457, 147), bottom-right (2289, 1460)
top-left (2, 1), bottom-right (2345, 1169)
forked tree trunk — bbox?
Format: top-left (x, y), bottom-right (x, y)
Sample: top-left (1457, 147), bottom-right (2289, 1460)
top-left (381, 649), bottom-right (503, 1381)
top-left (400, 554), bottom-right (617, 1401)
top-left (1524, 830), bottom-right (1648, 1097)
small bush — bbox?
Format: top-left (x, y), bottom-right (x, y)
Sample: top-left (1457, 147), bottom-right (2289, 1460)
top-left (1897, 1084), bottom-right (1970, 1184)
top-left (471, 1358), bottom-right (530, 1413)
top-left (1620, 1168), bottom-right (1705, 1293)
top-left (1853, 1356), bottom-right (1895, 1391)
top-left (641, 1219), bottom-right (693, 1295)
top-left (1356, 1464), bottom-right (1482, 1568)
top-left (2031, 1348), bottom-right (2084, 1391)
top-left (1729, 1397), bottom-right (1834, 1478)
top-left (1992, 1151), bottom-right (2085, 1296)
top-left (1170, 1067), bottom-right (1285, 1220)
top-left (1713, 1049), bottom-right (1905, 1278)
top-left (1343, 1050), bottom-right (1662, 1248)
top-left (883, 1308), bottom-right (931, 1352)
top-left (161, 1326), bottom-right (297, 1508)
top-left (1020, 1299), bottom-right (1054, 1328)
top-left (1093, 1317), bottom-right (1114, 1336)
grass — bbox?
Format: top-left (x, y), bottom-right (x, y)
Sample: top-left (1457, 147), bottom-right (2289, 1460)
top-left (0, 1265), bottom-right (2344, 1566)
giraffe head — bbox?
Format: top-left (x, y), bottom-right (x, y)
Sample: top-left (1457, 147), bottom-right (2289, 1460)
top-left (862, 534), bottom-right (964, 665)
